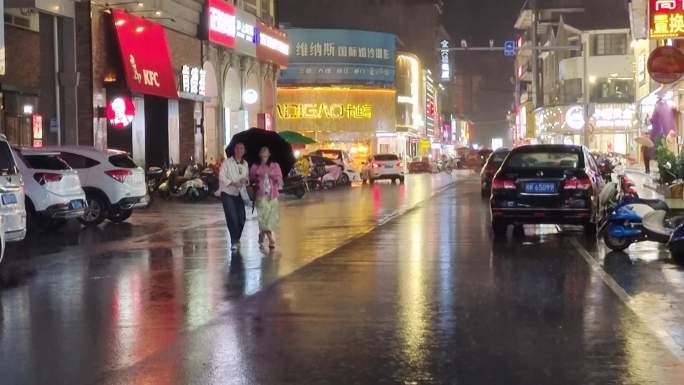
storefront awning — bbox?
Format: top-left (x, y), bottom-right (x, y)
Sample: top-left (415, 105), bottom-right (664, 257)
top-left (112, 9), bottom-right (177, 99)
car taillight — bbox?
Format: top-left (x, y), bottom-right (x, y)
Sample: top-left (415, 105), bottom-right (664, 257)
top-left (564, 177), bottom-right (592, 190)
top-left (105, 169), bottom-right (133, 183)
top-left (372, 162), bottom-right (381, 169)
top-left (396, 161), bottom-right (402, 167)
top-left (33, 172), bottom-right (63, 185)
top-left (492, 178), bottom-right (516, 190)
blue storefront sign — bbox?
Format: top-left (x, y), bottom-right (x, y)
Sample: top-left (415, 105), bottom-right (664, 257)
top-left (279, 28), bottom-right (396, 86)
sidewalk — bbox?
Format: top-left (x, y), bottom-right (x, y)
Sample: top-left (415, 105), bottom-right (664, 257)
top-left (625, 167), bottom-right (684, 209)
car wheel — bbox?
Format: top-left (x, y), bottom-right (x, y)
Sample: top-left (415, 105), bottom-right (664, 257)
top-left (369, 177), bottom-right (375, 185)
top-left (294, 186), bottom-right (306, 199)
top-left (399, 177), bottom-right (405, 184)
top-left (492, 221), bottom-right (508, 238)
top-left (79, 194), bottom-right (108, 226)
top-left (107, 208), bottom-right (133, 223)
top-left (340, 173), bottom-right (350, 186)
top-left (512, 224), bottom-right (525, 238)
top-left (603, 230), bottom-right (630, 251)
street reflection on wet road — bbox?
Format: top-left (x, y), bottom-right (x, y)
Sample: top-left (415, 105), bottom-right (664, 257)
top-left (2, 172), bottom-right (684, 384)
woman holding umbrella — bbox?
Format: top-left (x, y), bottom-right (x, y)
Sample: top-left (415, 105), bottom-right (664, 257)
top-left (250, 146), bottom-right (283, 249)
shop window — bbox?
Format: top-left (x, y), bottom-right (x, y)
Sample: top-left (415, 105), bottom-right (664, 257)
top-left (590, 78), bottom-right (634, 103)
top-left (591, 34), bottom-right (627, 56)
top-left (560, 79), bottom-right (582, 104)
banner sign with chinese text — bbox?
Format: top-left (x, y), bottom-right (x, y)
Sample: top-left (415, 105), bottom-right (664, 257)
top-left (649, 0), bottom-right (684, 38)
top-left (279, 28), bottom-right (396, 86)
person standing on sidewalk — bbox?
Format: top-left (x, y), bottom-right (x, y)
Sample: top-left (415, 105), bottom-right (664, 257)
top-left (250, 146), bottom-right (283, 249)
top-left (218, 143), bottom-right (250, 251)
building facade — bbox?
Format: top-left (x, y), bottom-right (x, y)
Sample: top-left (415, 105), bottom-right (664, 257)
top-left (513, 2), bottom-right (636, 156)
top-left (0, 0), bottom-right (287, 167)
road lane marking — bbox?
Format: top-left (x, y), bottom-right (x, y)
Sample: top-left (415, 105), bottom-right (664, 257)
top-left (570, 238), bottom-right (684, 364)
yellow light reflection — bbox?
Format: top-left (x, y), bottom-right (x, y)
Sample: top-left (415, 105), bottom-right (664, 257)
top-left (398, 210), bottom-right (428, 364)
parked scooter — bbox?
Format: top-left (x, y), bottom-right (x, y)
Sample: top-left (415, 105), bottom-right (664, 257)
top-left (600, 169), bottom-right (672, 251)
top-left (158, 160), bottom-right (210, 202)
top-left (280, 169), bottom-right (307, 199)
top-left (146, 166), bottom-right (165, 197)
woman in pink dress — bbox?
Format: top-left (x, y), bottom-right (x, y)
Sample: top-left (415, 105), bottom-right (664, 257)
top-left (250, 147), bottom-right (283, 249)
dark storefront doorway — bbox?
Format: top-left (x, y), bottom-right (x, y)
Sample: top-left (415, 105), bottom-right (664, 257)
top-left (144, 95), bottom-right (169, 167)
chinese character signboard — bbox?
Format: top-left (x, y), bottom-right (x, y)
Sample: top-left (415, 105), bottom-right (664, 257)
top-left (234, 9), bottom-right (256, 57)
top-left (440, 40), bottom-right (451, 81)
top-left (279, 28), bottom-right (396, 85)
top-left (206, 0), bottom-right (236, 48)
top-left (180, 65), bottom-right (207, 96)
top-left (256, 21), bottom-right (289, 68)
top-left (649, 0), bottom-right (684, 38)
top-left (112, 10), bottom-right (177, 99)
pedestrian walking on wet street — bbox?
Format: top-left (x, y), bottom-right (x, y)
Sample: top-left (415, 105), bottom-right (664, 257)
top-left (250, 146), bottom-right (283, 249)
top-left (218, 142), bottom-right (250, 251)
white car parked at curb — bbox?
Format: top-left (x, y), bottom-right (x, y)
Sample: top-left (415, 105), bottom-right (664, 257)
top-left (0, 135), bottom-right (26, 243)
top-left (42, 146), bottom-right (148, 226)
top-left (13, 147), bottom-right (87, 230)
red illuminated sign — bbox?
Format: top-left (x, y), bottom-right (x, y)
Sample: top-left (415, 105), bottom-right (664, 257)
top-left (106, 96), bottom-right (136, 128)
top-left (649, 0), bottom-right (684, 38)
top-left (257, 21), bottom-right (289, 67)
top-left (648, 45), bottom-right (684, 83)
top-left (112, 10), bottom-right (177, 99)
top-left (32, 115), bottom-right (43, 148)
top-left (207, 0), bottom-right (236, 48)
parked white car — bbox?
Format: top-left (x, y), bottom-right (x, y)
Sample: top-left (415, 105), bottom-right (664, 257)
top-left (361, 154), bottom-right (405, 184)
top-left (42, 146), bottom-right (148, 226)
top-left (13, 147), bottom-right (87, 230)
top-left (0, 135), bottom-right (26, 242)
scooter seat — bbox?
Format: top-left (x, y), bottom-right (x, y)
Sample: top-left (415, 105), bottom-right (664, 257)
top-left (642, 210), bottom-right (672, 243)
top-left (638, 199), bottom-right (670, 211)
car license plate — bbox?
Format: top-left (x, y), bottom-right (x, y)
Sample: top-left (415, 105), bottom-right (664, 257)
top-left (385, 165), bottom-right (393, 169)
top-left (70, 200), bottom-right (84, 209)
top-left (1, 193), bottom-right (17, 205)
top-left (524, 182), bottom-right (556, 194)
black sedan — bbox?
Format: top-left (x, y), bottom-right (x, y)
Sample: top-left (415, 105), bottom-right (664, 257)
top-left (490, 144), bottom-right (604, 237)
top-left (480, 148), bottom-right (510, 197)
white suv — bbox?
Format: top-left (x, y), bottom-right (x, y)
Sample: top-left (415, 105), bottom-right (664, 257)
top-left (13, 148), bottom-right (87, 230)
top-left (362, 154), bottom-right (405, 184)
top-left (0, 136), bottom-right (26, 242)
top-left (42, 146), bottom-right (148, 226)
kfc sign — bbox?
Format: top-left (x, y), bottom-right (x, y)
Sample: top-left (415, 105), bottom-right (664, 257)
top-left (207, 0), bottom-right (236, 48)
top-left (112, 10), bottom-right (177, 99)
top-left (650, 0), bottom-right (684, 38)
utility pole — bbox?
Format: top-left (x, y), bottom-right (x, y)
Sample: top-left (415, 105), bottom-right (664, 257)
top-left (531, 0), bottom-right (539, 109)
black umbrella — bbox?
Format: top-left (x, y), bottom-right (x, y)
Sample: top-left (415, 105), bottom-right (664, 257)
top-left (227, 128), bottom-right (296, 176)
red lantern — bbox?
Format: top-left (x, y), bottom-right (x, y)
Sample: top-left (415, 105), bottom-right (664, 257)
top-left (106, 96), bottom-right (136, 128)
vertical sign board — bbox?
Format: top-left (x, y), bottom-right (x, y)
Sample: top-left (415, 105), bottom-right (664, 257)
top-left (440, 40), bottom-right (450, 81)
top-left (649, 0), bottom-right (684, 38)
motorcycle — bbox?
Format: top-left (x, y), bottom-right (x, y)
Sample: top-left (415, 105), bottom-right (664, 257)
top-left (600, 171), bottom-right (672, 252)
top-left (158, 162), bottom-right (210, 202)
top-left (146, 166), bottom-right (165, 197)
top-left (280, 169), bottom-right (307, 199)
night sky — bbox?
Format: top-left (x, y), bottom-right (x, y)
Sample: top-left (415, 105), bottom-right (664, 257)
top-left (278, 0), bottom-right (524, 146)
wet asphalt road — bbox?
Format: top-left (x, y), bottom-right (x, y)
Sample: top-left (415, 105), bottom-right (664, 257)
top-left (2, 172), bottom-right (684, 384)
